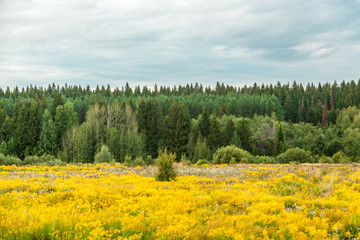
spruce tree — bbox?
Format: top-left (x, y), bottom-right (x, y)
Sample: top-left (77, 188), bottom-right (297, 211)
top-left (322, 98), bottom-right (328, 127)
top-left (224, 117), bottom-right (235, 146)
top-left (207, 114), bottom-right (220, 150)
top-left (163, 102), bottom-right (190, 160)
top-left (274, 124), bottom-right (285, 155)
top-left (198, 107), bottom-right (210, 138)
top-left (238, 118), bottom-right (252, 151)
top-left (51, 93), bottom-right (64, 119)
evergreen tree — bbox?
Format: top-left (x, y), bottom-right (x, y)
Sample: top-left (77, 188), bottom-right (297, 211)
top-left (36, 110), bottom-right (58, 156)
top-left (224, 117), bottom-right (235, 146)
top-left (207, 114), bottom-right (221, 150)
top-left (218, 104), bottom-right (228, 117)
top-left (330, 89), bottom-right (335, 109)
top-left (198, 107), bottom-right (210, 138)
top-left (136, 99), bottom-right (161, 158)
top-left (322, 98), bottom-right (328, 127)
top-left (163, 102), bottom-right (191, 160)
top-left (51, 93), bottom-right (63, 119)
top-left (274, 124), bottom-right (285, 155)
top-left (238, 118), bottom-right (252, 151)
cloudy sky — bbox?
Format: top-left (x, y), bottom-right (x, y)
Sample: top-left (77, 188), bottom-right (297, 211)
top-left (0, 0), bottom-right (359, 89)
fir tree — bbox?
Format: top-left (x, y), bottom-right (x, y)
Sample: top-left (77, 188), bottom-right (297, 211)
top-left (207, 114), bottom-right (221, 150)
top-left (198, 107), bottom-right (210, 138)
top-left (322, 98), bottom-right (328, 127)
top-left (163, 102), bottom-right (191, 160)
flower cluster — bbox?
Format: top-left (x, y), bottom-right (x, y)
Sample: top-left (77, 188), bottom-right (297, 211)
top-left (0, 163), bottom-right (359, 239)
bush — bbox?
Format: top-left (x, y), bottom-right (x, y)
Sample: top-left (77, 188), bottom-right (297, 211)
top-left (180, 154), bottom-right (192, 165)
top-left (212, 145), bottom-right (252, 164)
top-left (276, 148), bottom-right (313, 164)
top-left (23, 155), bottom-right (42, 165)
top-left (133, 157), bottom-right (145, 166)
top-left (156, 149), bottom-right (177, 181)
top-left (332, 151), bottom-right (351, 164)
top-left (318, 156), bottom-right (333, 164)
top-left (23, 155), bottom-right (64, 166)
top-left (195, 159), bottom-right (210, 165)
top-left (0, 154), bottom-right (22, 166)
top-left (94, 145), bottom-right (113, 164)
top-left (124, 155), bottom-right (132, 166)
top-left (249, 155), bottom-right (277, 164)
top-left (144, 155), bottom-right (154, 165)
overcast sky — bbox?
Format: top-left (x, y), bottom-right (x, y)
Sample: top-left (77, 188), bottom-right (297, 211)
top-left (0, 0), bottom-right (359, 89)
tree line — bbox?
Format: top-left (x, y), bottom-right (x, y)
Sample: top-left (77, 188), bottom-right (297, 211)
top-left (0, 80), bottom-right (360, 164)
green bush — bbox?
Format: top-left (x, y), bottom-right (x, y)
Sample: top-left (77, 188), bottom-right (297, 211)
top-left (156, 149), bottom-right (177, 181)
top-left (195, 159), bottom-right (210, 165)
top-left (0, 154), bottom-right (22, 166)
top-left (133, 157), bottom-right (145, 166)
top-left (23, 155), bottom-right (42, 165)
top-left (144, 155), bottom-right (154, 165)
top-left (212, 145), bottom-right (252, 164)
top-left (94, 145), bottom-right (113, 164)
top-left (180, 154), bottom-right (192, 165)
top-left (276, 147), bottom-right (313, 164)
top-left (332, 151), bottom-right (351, 164)
top-left (318, 156), bottom-right (334, 164)
top-left (249, 155), bottom-right (277, 164)
top-left (23, 155), bottom-right (64, 166)
top-left (124, 155), bottom-right (132, 166)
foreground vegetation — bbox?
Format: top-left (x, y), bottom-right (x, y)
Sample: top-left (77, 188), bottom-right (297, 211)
top-left (1, 163), bottom-right (360, 239)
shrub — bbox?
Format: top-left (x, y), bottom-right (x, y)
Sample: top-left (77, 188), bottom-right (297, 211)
top-left (23, 155), bottom-right (42, 165)
top-left (249, 155), bottom-right (277, 164)
top-left (180, 154), bottom-right (192, 165)
top-left (195, 159), bottom-right (210, 165)
top-left (156, 149), bottom-right (177, 181)
top-left (0, 154), bottom-right (22, 166)
top-left (124, 155), bottom-right (132, 166)
top-left (144, 155), bottom-right (154, 165)
top-left (212, 145), bottom-right (252, 164)
top-left (332, 151), bottom-right (351, 164)
top-left (324, 139), bottom-right (344, 157)
top-left (318, 156), bottom-right (334, 164)
top-left (276, 148), bottom-right (313, 164)
top-left (22, 155), bottom-right (64, 166)
top-left (94, 145), bottom-right (113, 164)
top-left (133, 157), bottom-right (145, 166)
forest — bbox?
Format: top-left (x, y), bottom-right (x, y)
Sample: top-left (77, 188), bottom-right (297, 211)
top-left (0, 80), bottom-right (360, 165)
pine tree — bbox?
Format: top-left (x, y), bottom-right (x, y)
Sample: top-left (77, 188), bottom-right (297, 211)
top-left (218, 104), bottom-right (228, 117)
top-left (136, 99), bottom-right (161, 158)
top-left (322, 98), bottom-right (328, 127)
top-left (207, 114), bottom-right (220, 150)
top-left (224, 118), bottom-right (235, 146)
top-left (330, 89), bottom-right (335, 109)
top-left (238, 118), bottom-right (252, 151)
top-left (198, 107), bottom-right (210, 138)
top-left (163, 102), bottom-right (190, 160)
top-left (274, 124), bottom-right (285, 155)
top-left (51, 93), bottom-right (63, 119)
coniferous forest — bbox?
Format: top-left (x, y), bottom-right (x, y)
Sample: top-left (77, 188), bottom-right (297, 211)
top-left (0, 80), bottom-right (360, 165)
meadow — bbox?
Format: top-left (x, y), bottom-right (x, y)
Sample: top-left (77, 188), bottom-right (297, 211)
top-left (1, 163), bottom-right (360, 239)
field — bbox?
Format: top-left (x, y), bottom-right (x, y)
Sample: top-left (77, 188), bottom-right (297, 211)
top-left (1, 163), bottom-right (360, 239)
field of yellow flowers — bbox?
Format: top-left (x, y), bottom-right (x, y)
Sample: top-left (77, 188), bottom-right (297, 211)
top-left (1, 163), bottom-right (360, 239)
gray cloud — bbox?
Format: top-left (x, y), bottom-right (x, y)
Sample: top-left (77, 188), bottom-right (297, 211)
top-left (0, 0), bottom-right (359, 89)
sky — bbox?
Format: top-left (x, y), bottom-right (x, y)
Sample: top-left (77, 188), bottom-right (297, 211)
top-left (0, 0), bottom-right (359, 89)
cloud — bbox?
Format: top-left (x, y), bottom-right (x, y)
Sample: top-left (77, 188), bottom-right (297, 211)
top-left (0, 0), bottom-right (359, 89)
